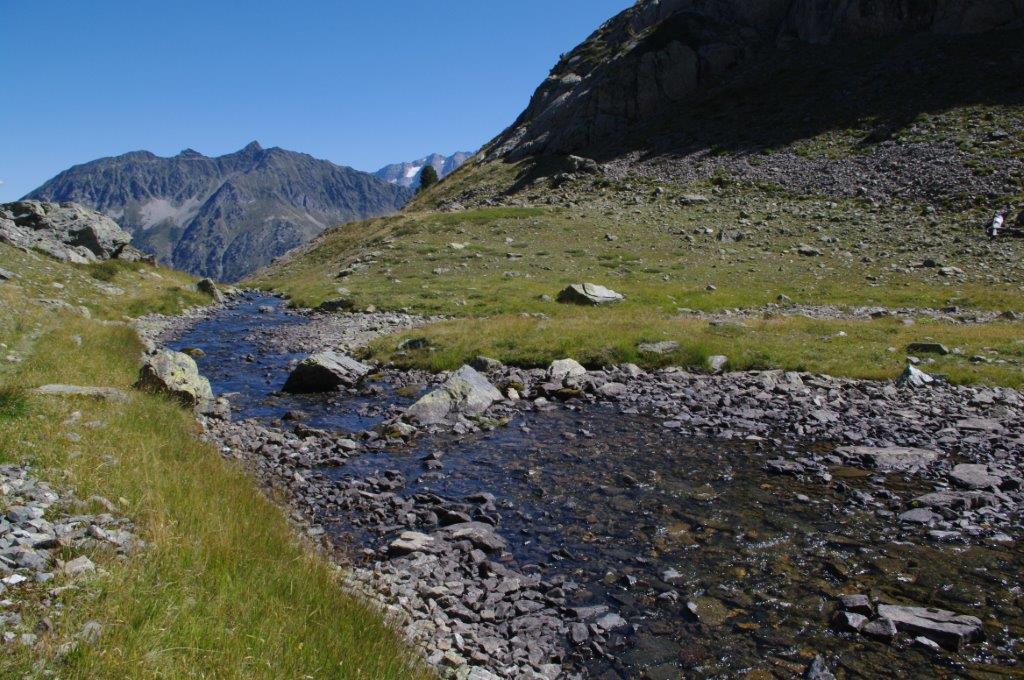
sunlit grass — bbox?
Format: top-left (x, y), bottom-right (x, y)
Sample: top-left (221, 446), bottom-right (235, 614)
top-left (0, 243), bottom-right (428, 679)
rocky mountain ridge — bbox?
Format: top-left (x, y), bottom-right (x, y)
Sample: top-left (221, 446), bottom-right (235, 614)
top-left (374, 152), bottom-right (473, 189)
top-left (488, 0), bottom-right (1024, 161)
top-left (26, 142), bottom-right (412, 281)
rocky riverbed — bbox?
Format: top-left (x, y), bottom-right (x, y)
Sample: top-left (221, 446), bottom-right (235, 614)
top-left (161, 294), bottom-right (1023, 679)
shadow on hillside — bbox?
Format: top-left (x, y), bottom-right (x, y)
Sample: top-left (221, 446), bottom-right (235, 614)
top-left (629, 28), bottom-right (1024, 162)
top-left (539, 28), bottom-right (1024, 167)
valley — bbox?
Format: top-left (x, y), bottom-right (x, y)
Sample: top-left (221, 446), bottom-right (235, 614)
top-left (3, 1), bottom-right (1024, 679)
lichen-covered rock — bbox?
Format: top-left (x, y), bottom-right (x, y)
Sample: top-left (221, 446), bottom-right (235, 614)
top-left (404, 365), bottom-right (502, 425)
top-left (196, 278), bottom-right (225, 303)
top-left (281, 351), bottom-right (370, 393)
top-left (0, 201), bottom-right (131, 263)
top-left (134, 350), bottom-right (213, 407)
top-left (547, 358), bottom-right (587, 383)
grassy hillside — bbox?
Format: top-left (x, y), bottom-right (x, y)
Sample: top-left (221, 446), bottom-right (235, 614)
top-left (0, 244), bottom-right (426, 679)
top-left (254, 144), bottom-right (1024, 387)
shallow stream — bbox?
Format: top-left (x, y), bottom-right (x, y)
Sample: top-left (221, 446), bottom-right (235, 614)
top-left (170, 295), bottom-right (1024, 679)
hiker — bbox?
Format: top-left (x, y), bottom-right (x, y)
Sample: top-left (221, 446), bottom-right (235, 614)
top-left (987, 211), bottom-right (1005, 238)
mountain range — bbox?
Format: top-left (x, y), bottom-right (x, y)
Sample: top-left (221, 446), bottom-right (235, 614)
top-left (374, 152), bottom-right (473, 189)
top-left (25, 142), bottom-right (414, 281)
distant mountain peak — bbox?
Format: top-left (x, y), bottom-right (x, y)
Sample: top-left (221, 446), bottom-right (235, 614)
top-left (26, 144), bottom-right (412, 281)
top-left (374, 151), bottom-right (473, 189)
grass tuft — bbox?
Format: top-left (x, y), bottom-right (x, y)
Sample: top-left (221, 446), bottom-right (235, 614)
top-left (0, 385), bottom-right (28, 419)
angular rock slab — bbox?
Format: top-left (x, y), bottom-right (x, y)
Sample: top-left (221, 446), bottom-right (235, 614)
top-left (556, 283), bottom-right (624, 305)
top-left (282, 351), bottom-right (369, 393)
top-left (196, 277), bottom-right (225, 303)
top-left (876, 604), bottom-right (983, 651)
top-left (404, 365), bottom-right (501, 425)
top-left (897, 364), bottom-right (934, 388)
top-left (441, 522), bottom-right (508, 553)
top-left (836, 445), bottom-right (941, 472)
top-left (949, 463), bottom-right (1002, 490)
top-left (134, 350), bottom-right (213, 407)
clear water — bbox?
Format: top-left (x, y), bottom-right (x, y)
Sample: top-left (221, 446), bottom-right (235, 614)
top-left (173, 295), bottom-right (1024, 678)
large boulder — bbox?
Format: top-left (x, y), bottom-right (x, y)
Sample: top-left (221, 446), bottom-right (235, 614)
top-left (556, 283), bottom-right (624, 306)
top-left (196, 278), bottom-right (225, 303)
top-left (0, 201), bottom-right (131, 263)
top-left (134, 350), bottom-right (213, 407)
top-left (282, 351), bottom-right (370, 393)
top-left (547, 358), bottom-right (587, 383)
top-left (404, 365), bottom-right (502, 425)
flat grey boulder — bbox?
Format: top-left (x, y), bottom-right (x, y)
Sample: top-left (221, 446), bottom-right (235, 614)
top-left (836, 446), bottom-right (941, 472)
top-left (0, 201), bottom-right (131, 263)
top-left (32, 384), bottom-right (130, 404)
top-left (898, 508), bottom-right (940, 524)
top-left (906, 342), bottom-right (950, 356)
top-left (404, 365), bottom-right (502, 425)
top-left (637, 341), bottom-right (679, 355)
top-left (442, 522), bottom-right (508, 553)
top-left (949, 463), bottom-right (1002, 490)
top-left (875, 604), bottom-right (983, 651)
top-left (914, 490), bottom-right (986, 510)
top-left (282, 351), bottom-right (369, 393)
top-left (134, 350), bottom-right (213, 407)
top-left (388, 531), bottom-right (437, 557)
top-left (557, 283), bottom-right (624, 305)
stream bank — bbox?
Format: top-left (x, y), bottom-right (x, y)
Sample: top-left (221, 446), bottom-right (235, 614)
top-left (156, 293), bottom-right (1023, 679)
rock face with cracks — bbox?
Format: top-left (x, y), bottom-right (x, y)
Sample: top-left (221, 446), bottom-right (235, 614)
top-left (0, 201), bottom-right (131, 263)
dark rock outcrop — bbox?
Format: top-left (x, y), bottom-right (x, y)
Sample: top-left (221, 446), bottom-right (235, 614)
top-left (282, 351), bottom-right (370, 394)
top-left (487, 0), bottom-right (1024, 161)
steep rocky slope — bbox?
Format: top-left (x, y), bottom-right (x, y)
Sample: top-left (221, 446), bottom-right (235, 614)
top-left (374, 152), bottom-right (473, 189)
top-left (488, 0), bottom-right (1024, 161)
top-left (27, 142), bottom-right (412, 281)
top-left (254, 0), bottom-right (1024, 391)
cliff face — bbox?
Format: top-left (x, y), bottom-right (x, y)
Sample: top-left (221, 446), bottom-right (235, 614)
top-left (488, 0), bottom-right (1024, 160)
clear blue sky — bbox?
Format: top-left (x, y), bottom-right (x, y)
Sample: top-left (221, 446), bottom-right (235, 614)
top-left (0, 0), bottom-right (629, 201)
